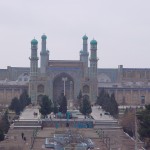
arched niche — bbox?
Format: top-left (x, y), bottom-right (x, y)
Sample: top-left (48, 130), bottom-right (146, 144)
top-left (37, 84), bottom-right (44, 93)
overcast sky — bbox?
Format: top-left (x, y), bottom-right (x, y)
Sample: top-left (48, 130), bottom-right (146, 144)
top-left (0, 0), bottom-right (150, 69)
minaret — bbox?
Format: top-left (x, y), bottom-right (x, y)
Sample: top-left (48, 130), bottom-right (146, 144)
top-left (40, 34), bottom-right (48, 74)
top-left (29, 38), bottom-right (39, 104)
top-left (89, 39), bottom-right (98, 102)
top-left (80, 35), bottom-right (89, 78)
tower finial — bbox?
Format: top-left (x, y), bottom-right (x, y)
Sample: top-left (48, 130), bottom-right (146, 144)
top-left (82, 34), bottom-right (88, 40)
top-left (41, 34), bottom-right (47, 40)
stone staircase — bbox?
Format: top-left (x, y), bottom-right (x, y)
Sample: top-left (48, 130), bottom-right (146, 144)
top-left (13, 120), bottom-right (41, 129)
top-left (94, 119), bottom-right (121, 129)
top-left (94, 119), bottom-right (144, 150)
top-left (95, 128), bottom-right (144, 150)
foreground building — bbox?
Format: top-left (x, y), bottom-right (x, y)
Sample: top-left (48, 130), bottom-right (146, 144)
top-left (0, 35), bottom-right (150, 106)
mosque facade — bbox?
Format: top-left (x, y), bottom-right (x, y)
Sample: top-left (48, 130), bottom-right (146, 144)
top-left (29, 35), bottom-right (98, 105)
top-left (0, 35), bottom-right (150, 106)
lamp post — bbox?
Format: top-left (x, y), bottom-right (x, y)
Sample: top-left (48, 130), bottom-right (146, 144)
top-left (62, 77), bottom-right (67, 96)
top-left (70, 81), bottom-right (73, 100)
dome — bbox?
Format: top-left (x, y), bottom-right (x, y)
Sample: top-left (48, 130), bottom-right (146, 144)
top-left (80, 49), bottom-right (83, 54)
top-left (82, 35), bottom-right (88, 40)
top-left (31, 39), bottom-right (38, 45)
top-left (41, 34), bottom-right (47, 40)
top-left (90, 39), bottom-right (97, 45)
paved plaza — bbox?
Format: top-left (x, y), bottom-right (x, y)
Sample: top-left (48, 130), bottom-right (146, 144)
top-left (19, 106), bottom-right (41, 120)
top-left (19, 105), bottom-right (115, 121)
top-left (91, 106), bottom-right (115, 121)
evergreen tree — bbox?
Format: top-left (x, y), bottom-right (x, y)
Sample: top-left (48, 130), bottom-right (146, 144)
top-left (9, 90), bottom-right (31, 115)
top-left (39, 95), bottom-right (52, 117)
top-left (9, 97), bottom-right (21, 115)
top-left (79, 96), bottom-right (92, 117)
top-left (59, 95), bottom-right (67, 114)
top-left (110, 93), bottom-right (118, 116)
top-left (19, 90), bottom-right (31, 111)
top-left (137, 105), bottom-right (150, 148)
top-left (53, 101), bottom-right (58, 114)
top-left (0, 110), bottom-right (10, 134)
top-left (102, 92), bottom-right (111, 112)
top-left (97, 90), bottom-right (118, 117)
top-left (0, 129), bottom-right (4, 141)
top-left (97, 88), bottom-right (106, 106)
top-left (0, 110), bottom-right (10, 142)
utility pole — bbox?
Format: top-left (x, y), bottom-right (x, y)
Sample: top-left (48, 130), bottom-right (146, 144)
top-left (62, 77), bottom-right (67, 96)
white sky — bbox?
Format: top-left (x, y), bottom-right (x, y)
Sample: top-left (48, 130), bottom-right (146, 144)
top-left (0, 0), bottom-right (150, 69)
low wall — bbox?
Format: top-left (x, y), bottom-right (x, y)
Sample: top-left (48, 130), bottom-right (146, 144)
top-left (42, 119), bottom-right (94, 128)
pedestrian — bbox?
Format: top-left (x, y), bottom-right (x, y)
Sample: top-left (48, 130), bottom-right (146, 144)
top-left (21, 132), bottom-right (24, 139)
top-left (23, 137), bottom-right (26, 143)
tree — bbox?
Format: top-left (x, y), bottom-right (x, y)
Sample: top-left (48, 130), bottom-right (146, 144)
top-left (97, 89), bottom-right (118, 117)
top-left (2, 110), bottom-right (10, 133)
top-left (110, 93), bottom-right (119, 117)
top-left (59, 95), bottom-right (67, 114)
top-left (120, 108), bottom-right (135, 137)
top-left (39, 95), bottom-right (52, 117)
top-left (137, 105), bottom-right (150, 148)
top-left (96, 88), bottom-right (106, 106)
top-left (9, 97), bottom-right (21, 115)
top-left (101, 92), bottom-right (111, 113)
top-left (0, 110), bottom-right (10, 142)
top-left (79, 96), bottom-right (92, 117)
top-left (0, 129), bottom-right (4, 141)
top-left (53, 101), bottom-right (58, 114)
top-left (9, 90), bottom-right (31, 115)
top-left (19, 90), bottom-right (31, 111)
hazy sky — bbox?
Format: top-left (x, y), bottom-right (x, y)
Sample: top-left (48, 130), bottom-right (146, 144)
top-left (0, 0), bottom-right (150, 69)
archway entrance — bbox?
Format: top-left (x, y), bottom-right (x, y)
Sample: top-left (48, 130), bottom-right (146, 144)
top-left (53, 73), bottom-right (74, 102)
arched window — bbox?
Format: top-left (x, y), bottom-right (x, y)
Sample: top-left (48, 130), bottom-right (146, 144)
top-left (37, 84), bottom-right (44, 93)
top-left (83, 85), bottom-right (89, 93)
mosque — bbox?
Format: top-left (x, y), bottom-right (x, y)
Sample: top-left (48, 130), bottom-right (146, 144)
top-left (29, 34), bottom-right (98, 105)
top-left (0, 34), bottom-right (150, 106)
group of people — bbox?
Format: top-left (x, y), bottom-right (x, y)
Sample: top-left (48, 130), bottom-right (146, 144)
top-left (33, 112), bottom-right (38, 118)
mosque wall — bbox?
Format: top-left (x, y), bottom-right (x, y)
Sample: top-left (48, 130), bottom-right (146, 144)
top-left (0, 85), bottom-right (28, 105)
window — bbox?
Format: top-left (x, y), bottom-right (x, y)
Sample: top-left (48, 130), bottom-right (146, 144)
top-left (37, 84), bottom-right (44, 93)
top-left (83, 85), bottom-right (89, 93)
top-left (141, 96), bottom-right (145, 105)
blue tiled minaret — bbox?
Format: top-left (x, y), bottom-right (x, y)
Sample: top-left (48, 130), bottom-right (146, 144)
top-left (80, 35), bottom-right (89, 78)
top-left (90, 39), bottom-right (98, 102)
top-left (40, 34), bottom-right (49, 74)
top-left (29, 39), bottom-right (39, 104)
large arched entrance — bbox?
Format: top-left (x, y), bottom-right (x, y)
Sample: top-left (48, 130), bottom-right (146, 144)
top-left (53, 73), bottom-right (74, 102)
